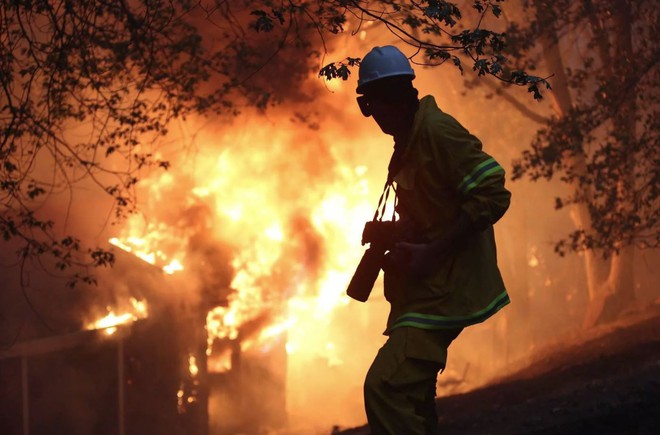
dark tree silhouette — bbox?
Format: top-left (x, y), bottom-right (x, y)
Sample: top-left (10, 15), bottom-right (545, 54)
top-left (1, 0), bottom-right (546, 287)
top-left (456, 0), bottom-right (658, 325)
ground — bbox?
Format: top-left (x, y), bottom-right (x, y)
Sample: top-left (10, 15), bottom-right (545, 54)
top-left (336, 301), bottom-right (660, 435)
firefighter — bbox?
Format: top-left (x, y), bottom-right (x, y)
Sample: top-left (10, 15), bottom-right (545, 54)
top-left (353, 45), bottom-right (511, 434)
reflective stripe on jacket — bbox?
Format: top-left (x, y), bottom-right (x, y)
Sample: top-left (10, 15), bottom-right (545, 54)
top-left (384, 95), bottom-right (511, 334)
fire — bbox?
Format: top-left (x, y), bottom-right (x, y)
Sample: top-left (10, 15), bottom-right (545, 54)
top-left (87, 297), bottom-right (148, 335)
top-left (106, 90), bottom-right (388, 428)
top-left (110, 141), bottom-right (371, 355)
top-left (163, 258), bottom-right (184, 274)
top-left (188, 354), bottom-right (199, 377)
top-left (206, 306), bottom-right (239, 343)
top-left (208, 348), bottom-right (233, 373)
top-left (110, 237), bottom-right (185, 275)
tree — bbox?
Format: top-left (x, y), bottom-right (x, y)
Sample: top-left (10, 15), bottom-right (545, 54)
top-left (1, 0), bottom-right (546, 287)
top-left (502, 0), bottom-right (659, 326)
top-left (0, 0), bottom-right (329, 286)
top-left (2, 0), bottom-right (219, 285)
top-left (318, 0), bottom-right (550, 96)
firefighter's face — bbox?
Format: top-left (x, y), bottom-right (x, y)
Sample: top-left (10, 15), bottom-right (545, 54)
top-left (358, 94), bottom-right (406, 136)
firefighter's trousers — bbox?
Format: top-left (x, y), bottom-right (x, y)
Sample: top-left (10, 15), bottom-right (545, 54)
top-left (364, 327), bottom-right (461, 435)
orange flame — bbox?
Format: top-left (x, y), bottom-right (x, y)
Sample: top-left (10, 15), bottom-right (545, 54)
top-left (107, 93), bottom-right (388, 427)
top-left (109, 237), bottom-right (185, 275)
top-left (114, 152), bottom-right (370, 331)
top-left (87, 297), bottom-right (148, 335)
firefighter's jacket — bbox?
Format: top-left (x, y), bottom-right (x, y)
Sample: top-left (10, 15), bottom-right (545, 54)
top-left (384, 95), bottom-right (511, 334)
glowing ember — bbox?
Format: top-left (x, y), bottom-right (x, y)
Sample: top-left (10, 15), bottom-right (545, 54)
top-left (87, 298), bottom-right (148, 335)
top-left (188, 354), bottom-right (199, 377)
top-left (176, 387), bottom-right (185, 414)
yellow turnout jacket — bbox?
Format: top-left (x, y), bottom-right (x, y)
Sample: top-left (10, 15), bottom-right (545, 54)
top-left (384, 95), bottom-right (511, 334)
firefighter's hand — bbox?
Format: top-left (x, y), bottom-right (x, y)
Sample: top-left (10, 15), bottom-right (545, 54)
top-left (394, 242), bottom-right (442, 278)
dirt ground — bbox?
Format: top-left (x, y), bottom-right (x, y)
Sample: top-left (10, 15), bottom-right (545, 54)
top-left (336, 301), bottom-right (660, 435)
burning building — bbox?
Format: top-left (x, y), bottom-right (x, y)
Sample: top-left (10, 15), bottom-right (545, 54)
top-left (0, 235), bottom-right (291, 435)
top-left (0, 248), bottom-right (187, 435)
top-left (93, 105), bottom-right (377, 433)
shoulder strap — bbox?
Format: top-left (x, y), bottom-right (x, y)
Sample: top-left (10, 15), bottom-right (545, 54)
top-left (372, 142), bottom-right (405, 222)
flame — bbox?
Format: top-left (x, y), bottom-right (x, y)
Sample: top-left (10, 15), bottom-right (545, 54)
top-left (163, 258), bottom-right (184, 274)
top-left (87, 297), bottom-right (148, 335)
top-left (188, 354), bottom-right (199, 377)
top-left (110, 237), bottom-right (185, 274)
top-left (208, 348), bottom-right (233, 373)
top-left (258, 317), bottom-right (296, 343)
top-left (107, 98), bottom-right (386, 423)
top-left (114, 153), bottom-right (368, 331)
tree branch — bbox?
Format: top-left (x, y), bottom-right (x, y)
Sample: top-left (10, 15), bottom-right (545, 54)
top-left (483, 80), bottom-right (549, 124)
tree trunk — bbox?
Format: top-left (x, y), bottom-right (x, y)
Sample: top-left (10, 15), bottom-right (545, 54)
top-left (583, 0), bottom-right (637, 326)
top-left (536, 1), bottom-right (637, 328)
top-left (537, 6), bottom-right (601, 299)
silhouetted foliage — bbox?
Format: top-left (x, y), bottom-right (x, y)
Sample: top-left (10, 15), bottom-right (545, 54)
top-left (1, 0), bottom-right (545, 286)
top-left (318, 0), bottom-right (551, 100)
top-left (504, 0), bottom-right (659, 257)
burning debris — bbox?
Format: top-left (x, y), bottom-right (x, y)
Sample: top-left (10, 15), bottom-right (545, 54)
top-left (109, 237), bottom-right (185, 275)
top-left (86, 298), bottom-right (148, 336)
